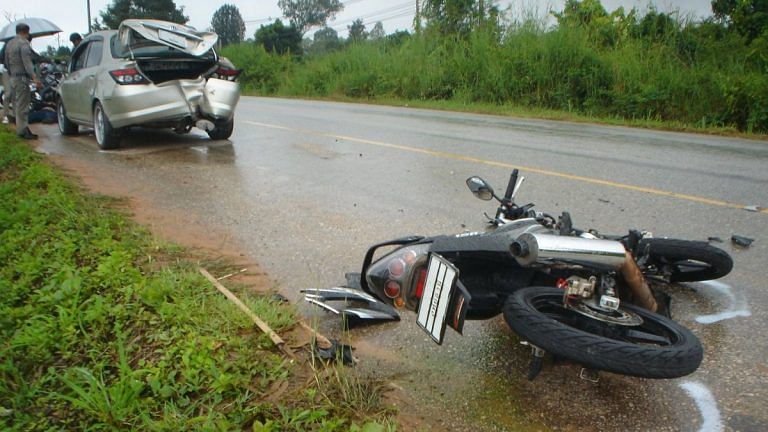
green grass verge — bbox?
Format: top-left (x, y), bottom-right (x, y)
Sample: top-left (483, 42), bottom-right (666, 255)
top-left (0, 127), bottom-right (393, 431)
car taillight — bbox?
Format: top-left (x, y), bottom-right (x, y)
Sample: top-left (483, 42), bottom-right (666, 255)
top-left (211, 67), bottom-right (241, 82)
top-left (109, 68), bottom-right (147, 85)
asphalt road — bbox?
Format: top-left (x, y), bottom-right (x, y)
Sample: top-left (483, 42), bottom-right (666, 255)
top-left (36, 97), bottom-right (768, 431)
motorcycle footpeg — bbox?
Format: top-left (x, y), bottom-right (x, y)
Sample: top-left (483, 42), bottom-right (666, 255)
top-left (521, 341), bottom-right (546, 380)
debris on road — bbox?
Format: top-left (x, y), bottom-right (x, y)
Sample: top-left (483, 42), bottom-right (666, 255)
top-left (708, 237), bottom-right (723, 243)
top-left (743, 205), bottom-right (761, 212)
top-left (313, 338), bottom-right (356, 366)
top-left (731, 235), bottom-right (755, 248)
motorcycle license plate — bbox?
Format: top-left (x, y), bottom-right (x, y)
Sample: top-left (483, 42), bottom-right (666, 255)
top-left (417, 253), bottom-right (459, 344)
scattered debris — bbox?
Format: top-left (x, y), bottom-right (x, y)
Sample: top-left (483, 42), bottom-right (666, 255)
top-left (199, 268), bottom-right (295, 359)
top-left (598, 198), bottom-right (611, 204)
top-left (313, 338), bottom-right (356, 366)
top-left (300, 286), bottom-right (400, 326)
top-left (216, 267), bottom-right (247, 281)
top-left (744, 205), bottom-right (761, 212)
top-left (271, 293), bottom-right (289, 303)
top-left (731, 235), bottom-right (754, 248)
top-left (707, 237), bottom-right (723, 243)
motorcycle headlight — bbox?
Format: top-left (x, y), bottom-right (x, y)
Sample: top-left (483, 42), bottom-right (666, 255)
top-left (365, 243), bottom-right (430, 311)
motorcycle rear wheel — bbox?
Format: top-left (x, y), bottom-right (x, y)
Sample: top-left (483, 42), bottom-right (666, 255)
top-left (639, 238), bottom-right (732, 282)
top-left (504, 287), bottom-right (702, 379)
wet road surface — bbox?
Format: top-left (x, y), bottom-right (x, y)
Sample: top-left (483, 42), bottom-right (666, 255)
top-left (36, 97), bottom-right (768, 431)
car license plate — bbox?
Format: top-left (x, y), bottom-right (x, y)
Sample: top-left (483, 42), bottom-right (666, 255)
top-left (417, 253), bottom-right (458, 344)
top-left (158, 29), bottom-right (187, 49)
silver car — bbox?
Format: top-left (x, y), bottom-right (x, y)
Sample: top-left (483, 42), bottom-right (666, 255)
top-left (57, 20), bottom-right (240, 149)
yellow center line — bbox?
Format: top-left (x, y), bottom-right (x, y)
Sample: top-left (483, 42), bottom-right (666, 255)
top-left (243, 120), bottom-right (767, 214)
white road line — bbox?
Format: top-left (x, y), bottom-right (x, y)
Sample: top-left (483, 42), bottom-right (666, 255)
top-left (680, 381), bottom-right (724, 432)
top-left (694, 281), bottom-right (751, 324)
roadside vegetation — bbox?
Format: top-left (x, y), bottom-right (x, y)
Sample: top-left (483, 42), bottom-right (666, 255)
top-left (222, 0), bottom-right (768, 135)
top-left (0, 127), bottom-right (392, 430)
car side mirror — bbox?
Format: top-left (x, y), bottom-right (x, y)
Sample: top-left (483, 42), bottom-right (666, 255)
top-left (466, 176), bottom-right (494, 201)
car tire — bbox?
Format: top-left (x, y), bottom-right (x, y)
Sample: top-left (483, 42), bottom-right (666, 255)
top-left (207, 117), bottom-right (234, 140)
top-left (58, 100), bottom-right (78, 135)
top-left (93, 101), bottom-right (121, 150)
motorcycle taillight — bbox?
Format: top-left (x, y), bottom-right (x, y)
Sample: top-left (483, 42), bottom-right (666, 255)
top-left (365, 243), bottom-right (430, 311)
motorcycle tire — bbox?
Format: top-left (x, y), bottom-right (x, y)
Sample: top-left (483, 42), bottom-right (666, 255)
top-left (639, 238), bottom-right (732, 282)
top-left (503, 287), bottom-right (703, 379)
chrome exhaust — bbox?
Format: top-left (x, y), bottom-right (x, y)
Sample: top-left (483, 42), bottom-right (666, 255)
top-left (510, 233), bottom-right (627, 269)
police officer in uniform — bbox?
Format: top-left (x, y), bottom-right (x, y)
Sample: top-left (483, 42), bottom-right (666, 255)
top-left (4, 23), bottom-right (40, 139)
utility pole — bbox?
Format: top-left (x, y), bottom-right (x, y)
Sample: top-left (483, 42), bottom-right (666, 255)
top-left (87, 0), bottom-right (92, 33)
top-left (414, 0), bottom-right (421, 34)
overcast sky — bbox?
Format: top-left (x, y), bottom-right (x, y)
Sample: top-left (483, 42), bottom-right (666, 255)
top-left (2, 0), bottom-right (715, 51)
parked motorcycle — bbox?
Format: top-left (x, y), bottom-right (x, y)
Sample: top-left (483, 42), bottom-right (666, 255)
top-left (305, 170), bottom-right (732, 380)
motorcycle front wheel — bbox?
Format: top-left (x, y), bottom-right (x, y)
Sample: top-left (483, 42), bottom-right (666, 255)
top-left (503, 287), bottom-right (703, 379)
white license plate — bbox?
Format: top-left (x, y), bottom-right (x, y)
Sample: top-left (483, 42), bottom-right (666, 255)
top-left (158, 29), bottom-right (187, 49)
top-left (416, 253), bottom-right (458, 344)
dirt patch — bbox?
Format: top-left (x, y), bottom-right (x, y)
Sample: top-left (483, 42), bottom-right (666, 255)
top-left (45, 152), bottom-right (273, 290)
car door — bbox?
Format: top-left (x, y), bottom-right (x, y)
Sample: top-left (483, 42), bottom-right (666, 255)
top-left (78, 37), bottom-right (104, 121)
top-left (59, 41), bottom-right (90, 121)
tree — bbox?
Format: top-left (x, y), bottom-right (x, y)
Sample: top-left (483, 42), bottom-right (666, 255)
top-left (348, 19), bottom-right (367, 43)
top-left (712, 0), bottom-right (768, 42)
top-left (423, 0), bottom-right (488, 35)
top-left (278, 0), bottom-right (344, 34)
top-left (255, 20), bottom-right (303, 55)
top-left (369, 21), bottom-right (386, 40)
top-left (211, 4), bottom-right (246, 46)
top-left (311, 26), bottom-right (342, 54)
top-left (99, 0), bottom-right (188, 30)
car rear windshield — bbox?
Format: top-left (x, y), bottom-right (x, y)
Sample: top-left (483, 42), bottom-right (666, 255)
top-left (110, 33), bottom-right (215, 60)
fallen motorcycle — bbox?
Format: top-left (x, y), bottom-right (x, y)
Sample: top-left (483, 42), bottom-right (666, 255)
top-left (304, 170), bottom-right (733, 379)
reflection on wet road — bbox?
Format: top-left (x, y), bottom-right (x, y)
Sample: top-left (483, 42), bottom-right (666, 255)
top-left (37, 97), bottom-right (767, 431)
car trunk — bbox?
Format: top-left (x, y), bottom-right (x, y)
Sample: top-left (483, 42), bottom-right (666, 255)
top-left (136, 59), bottom-right (216, 84)
top-left (117, 19), bottom-right (219, 84)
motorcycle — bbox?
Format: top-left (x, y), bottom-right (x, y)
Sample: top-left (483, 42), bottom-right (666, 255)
top-left (1, 60), bottom-right (64, 120)
top-left (304, 170), bottom-right (733, 380)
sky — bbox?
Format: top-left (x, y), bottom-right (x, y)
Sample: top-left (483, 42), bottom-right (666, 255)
top-left (1, 0), bottom-right (716, 51)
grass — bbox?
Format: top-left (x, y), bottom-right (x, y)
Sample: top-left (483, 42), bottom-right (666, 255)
top-left (0, 127), bottom-right (393, 430)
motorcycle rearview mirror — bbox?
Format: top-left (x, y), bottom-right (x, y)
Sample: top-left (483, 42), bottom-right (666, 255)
top-left (466, 176), bottom-right (495, 201)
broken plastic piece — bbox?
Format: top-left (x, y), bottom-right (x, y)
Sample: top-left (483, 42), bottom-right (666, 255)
top-left (313, 339), bottom-right (355, 366)
top-left (744, 205), bottom-right (761, 212)
top-left (302, 286), bottom-right (379, 303)
top-left (731, 235), bottom-right (754, 248)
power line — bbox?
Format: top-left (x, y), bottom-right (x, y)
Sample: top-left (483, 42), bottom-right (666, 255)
top-left (329, 1), bottom-right (414, 29)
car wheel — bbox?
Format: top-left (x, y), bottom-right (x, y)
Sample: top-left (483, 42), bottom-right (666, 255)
top-left (58, 100), bottom-right (79, 135)
top-left (93, 101), bottom-right (121, 150)
top-left (207, 117), bottom-right (234, 140)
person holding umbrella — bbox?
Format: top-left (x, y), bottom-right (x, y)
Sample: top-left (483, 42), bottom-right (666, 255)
top-left (4, 23), bottom-right (41, 139)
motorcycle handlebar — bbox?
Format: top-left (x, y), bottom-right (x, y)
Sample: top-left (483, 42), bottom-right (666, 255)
top-left (503, 169), bottom-right (519, 202)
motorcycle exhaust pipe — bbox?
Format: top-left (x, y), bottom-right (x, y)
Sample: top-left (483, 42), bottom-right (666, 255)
top-left (510, 233), bottom-right (658, 312)
top-left (619, 252), bottom-right (657, 312)
top-left (510, 233), bottom-right (627, 269)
